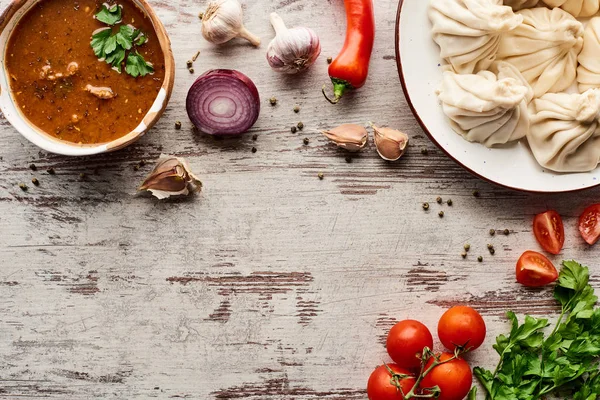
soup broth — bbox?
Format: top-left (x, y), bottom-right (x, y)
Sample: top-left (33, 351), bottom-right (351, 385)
top-left (6, 0), bottom-right (165, 144)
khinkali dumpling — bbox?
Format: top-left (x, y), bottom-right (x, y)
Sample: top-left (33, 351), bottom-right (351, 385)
top-left (504, 0), bottom-right (539, 10)
top-left (542, 0), bottom-right (600, 17)
top-left (429, 0), bottom-right (523, 74)
top-left (577, 17), bottom-right (600, 93)
top-left (437, 64), bottom-right (531, 147)
top-left (528, 89), bottom-right (600, 172)
top-left (497, 7), bottom-right (584, 98)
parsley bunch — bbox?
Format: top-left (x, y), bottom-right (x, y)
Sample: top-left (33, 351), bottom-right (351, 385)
top-left (471, 261), bottom-right (600, 400)
top-left (90, 4), bottom-right (154, 78)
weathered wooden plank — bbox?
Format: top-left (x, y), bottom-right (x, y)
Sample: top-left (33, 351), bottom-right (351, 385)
top-left (1, 0), bottom-right (600, 398)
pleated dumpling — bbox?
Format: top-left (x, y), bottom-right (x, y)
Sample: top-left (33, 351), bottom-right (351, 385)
top-left (577, 17), bottom-right (600, 93)
top-left (542, 0), bottom-right (600, 18)
top-left (497, 7), bottom-right (584, 98)
top-left (429, 0), bottom-right (523, 74)
top-left (528, 89), bottom-right (600, 172)
top-left (503, 0), bottom-right (539, 10)
top-left (437, 64), bottom-right (531, 147)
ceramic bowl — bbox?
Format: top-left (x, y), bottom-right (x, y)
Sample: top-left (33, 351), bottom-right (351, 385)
top-left (395, 0), bottom-right (600, 193)
top-left (0, 0), bottom-right (175, 156)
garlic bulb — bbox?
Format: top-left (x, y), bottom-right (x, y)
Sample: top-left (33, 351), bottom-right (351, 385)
top-left (201, 0), bottom-right (260, 46)
top-left (138, 156), bottom-right (202, 200)
top-left (321, 124), bottom-right (368, 152)
top-left (266, 12), bottom-right (321, 74)
top-left (373, 125), bottom-right (409, 161)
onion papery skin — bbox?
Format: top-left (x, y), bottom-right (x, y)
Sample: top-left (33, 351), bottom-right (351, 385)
top-left (186, 69), bottom-right (260, 135)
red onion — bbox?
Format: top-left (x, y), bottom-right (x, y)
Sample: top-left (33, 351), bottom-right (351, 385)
top-left (186, 69), bottom-right (260, 135)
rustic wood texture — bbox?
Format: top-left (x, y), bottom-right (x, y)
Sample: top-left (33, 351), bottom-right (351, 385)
top-left (1, 0), bottom-right (599, 398)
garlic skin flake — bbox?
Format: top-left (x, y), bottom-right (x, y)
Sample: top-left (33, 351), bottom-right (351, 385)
top-left (266, 12), bottom-right (321, 74)
top-left (138, 156), bottom-right (202, 200)
top-left (201, 0), bottom-right (261, 46)
top-left (373, 125), bottom-right (409, 161)
top-left (321, 124), bottom-right (368, 152)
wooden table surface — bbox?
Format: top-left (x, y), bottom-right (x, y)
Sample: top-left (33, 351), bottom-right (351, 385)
top-left (1, 0), bottom-right (599, 398)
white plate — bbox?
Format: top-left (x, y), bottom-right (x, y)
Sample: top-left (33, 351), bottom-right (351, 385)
top-left (395, 0), bottom-right (600, 193)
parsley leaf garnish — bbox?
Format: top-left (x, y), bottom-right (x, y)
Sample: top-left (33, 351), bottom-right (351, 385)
top-left (90, 4), bottom-right (154, 77)
top-left (474, 261), bottom-right (600, 399)
top-left (95, 4), bottom-right (122, 26)
top-left (126, 52), bottom-right (154, 78)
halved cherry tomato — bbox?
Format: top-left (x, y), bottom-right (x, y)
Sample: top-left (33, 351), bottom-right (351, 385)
top-left (367, 364), bottom-right (416, 400)
top-left (533, 210), bottom-right (564, 255)
top-left (438, 306), bottom-right (486, 352)
top-left (516, 251), bottom-right (558, 287)
top-left (386, 320), bottom-right (434, 370)
top-left (579, 204), bottom-right (600, 245)
top-left (420, 353), bottom-right (472, 400)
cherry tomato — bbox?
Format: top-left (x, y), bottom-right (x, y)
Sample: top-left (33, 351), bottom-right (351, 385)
top-left (579, 204), bottom-right (600, 245)
top-left (533, 210), bottom-right (564, 255)
top-left (367, 364), bottom-right (416, 400)
top-left (420, 353), bottom-right (472, 400)
top-left (438, 306), bottom-right (486, 352)
top-left (516, 251), bottom-right (558, 287)
top-left (386, 320), bottom-right (434, 370)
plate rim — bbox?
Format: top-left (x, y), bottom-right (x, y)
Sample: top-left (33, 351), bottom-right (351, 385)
top-left (394, 0), bottom-right (600, 194)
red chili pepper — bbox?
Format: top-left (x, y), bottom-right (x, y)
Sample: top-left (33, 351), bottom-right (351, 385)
top-left (323, 0), bottom-right (375, 104)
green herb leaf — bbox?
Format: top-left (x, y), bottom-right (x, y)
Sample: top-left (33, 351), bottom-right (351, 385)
top-left (91, 28), bottom-right (112, 58)
top-left (125, 51), bottom-right (154, 78)
top-left (115, 25), bottom-right (137, 50)
top-left (476, 261), bottom-right (600, 400)
top-left (467, 387), bottom-right (477, 400)
top-left (136, 32), bottom-right (148, 46)
top-left (103, 34), bottom-right (118, 55)
top-left (95, 4), bottom-right (122, 26)
top-left (105, 47), bottom-right (126, 71)
top-left (90, 5), bottom-right (152, 78)
top-left (555, 261), bottom-right (597, 315)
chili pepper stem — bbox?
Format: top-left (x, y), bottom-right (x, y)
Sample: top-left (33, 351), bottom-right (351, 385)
top-left (322, 79), bottom-right (352, 104)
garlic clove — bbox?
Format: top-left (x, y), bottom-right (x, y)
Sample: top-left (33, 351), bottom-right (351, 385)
top-left (321, 124), bottom-right (368, 152)
top-left (266, 12), bottom-right (321, 74)
top-left (201, 0), bottom-right (260, 46)
top-left (138, 156), bottom-right (202, 200)
top-left (372, 125), bottom-right (409, 161)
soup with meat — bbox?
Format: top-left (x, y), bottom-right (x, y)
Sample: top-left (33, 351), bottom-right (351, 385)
top-left (6, 0), bottom-right (165, 144)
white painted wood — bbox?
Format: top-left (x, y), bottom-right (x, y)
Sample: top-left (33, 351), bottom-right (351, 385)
top-left (0, 0), bottom-right (598, 398)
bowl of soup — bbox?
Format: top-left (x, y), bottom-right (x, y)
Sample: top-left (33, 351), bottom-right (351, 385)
top-left (0, 0), bottom-right (175, 156)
